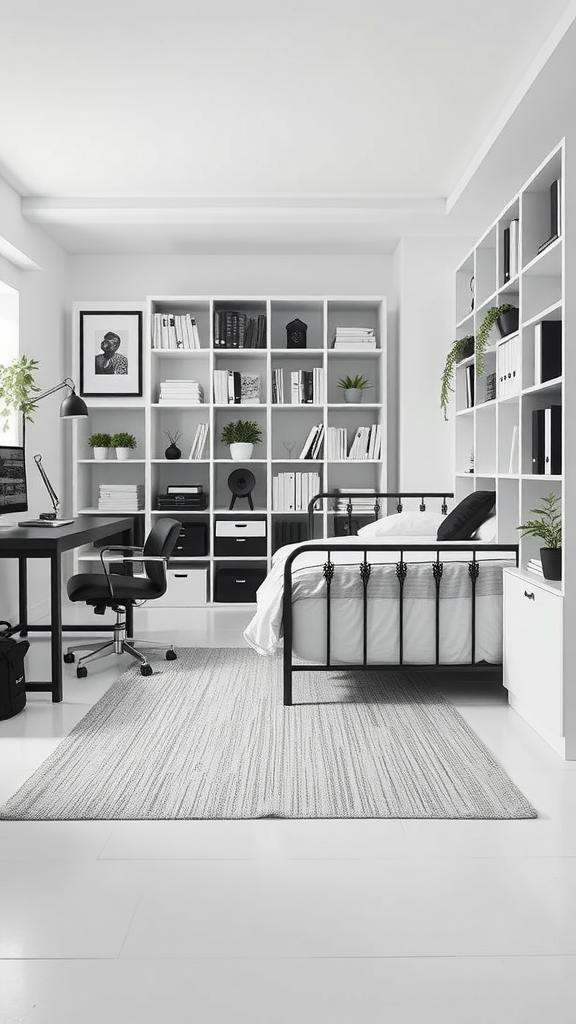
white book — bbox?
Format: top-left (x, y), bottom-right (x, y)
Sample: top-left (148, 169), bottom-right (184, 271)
top-left (299, 424), bottom-right (318, 460)
top-left (509, 219), bottom-right (519, 278)
top-left (508, 425), bottom-right (518, 474)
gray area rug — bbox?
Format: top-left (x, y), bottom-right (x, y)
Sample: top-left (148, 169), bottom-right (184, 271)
top-left (0, 648), bottom-right (536, 820)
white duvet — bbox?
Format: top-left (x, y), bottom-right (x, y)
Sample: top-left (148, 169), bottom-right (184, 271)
top-left (244, 536), bottom-right (514, 665)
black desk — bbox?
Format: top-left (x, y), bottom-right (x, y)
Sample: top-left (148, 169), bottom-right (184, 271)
top-left (0, 516), bottom-right (134, 703)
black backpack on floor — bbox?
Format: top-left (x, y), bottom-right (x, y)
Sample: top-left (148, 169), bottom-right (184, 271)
top-left (0, 629), bottom-right (29, 720)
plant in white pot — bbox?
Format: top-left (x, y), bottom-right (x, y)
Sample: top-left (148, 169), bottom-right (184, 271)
top-left (517, 492), bottom-right (562, 581)
top-left (220, 419), bottom-right (262, 461)
top-left (337, 374), bottom-right (373, 404)
top-left (111, 431), bottom-right (137, 461)
top-left (88, 432), bottom-right (112, 461)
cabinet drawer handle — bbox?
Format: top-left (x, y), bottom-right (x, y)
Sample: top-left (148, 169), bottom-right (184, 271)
top-left (524, 590), bottom-right (535, 600)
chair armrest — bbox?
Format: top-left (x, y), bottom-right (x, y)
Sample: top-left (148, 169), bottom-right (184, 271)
top-left (98, 548), bottom-right (168, 598)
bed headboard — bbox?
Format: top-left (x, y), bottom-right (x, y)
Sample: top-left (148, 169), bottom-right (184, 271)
top-left (306, 491), bottom-right (455, 540)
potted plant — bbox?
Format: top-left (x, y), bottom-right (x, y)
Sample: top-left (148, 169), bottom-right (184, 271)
top-left (111, 431), bottom-right (137, 461)
top-left (517, 492), bottom-right (562, 580)
top-left (440, 336), bottom-right (474, 420)
top-left (476, 303), bottom-right (518, 375)
top-left (336, 374), bottom-right (373, 404)
top-left (0, 355), bottom-right (41, 430)
top-left (88, 432), bottom-right (112, 461)
top-left (220, 419), bottom-right (262, 460)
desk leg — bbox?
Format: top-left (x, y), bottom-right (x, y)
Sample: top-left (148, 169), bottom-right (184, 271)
top-left (19, 557), bottom-right (28, 636)
top-left (50, 551), bottom-right (63, 703)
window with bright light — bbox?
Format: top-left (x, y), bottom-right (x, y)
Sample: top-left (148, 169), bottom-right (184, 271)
top-left (0, 281), bottom-right (19, 444)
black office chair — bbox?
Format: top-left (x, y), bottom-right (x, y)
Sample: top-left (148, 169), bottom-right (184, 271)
top-left (64, 517), bottom-right (182, 678)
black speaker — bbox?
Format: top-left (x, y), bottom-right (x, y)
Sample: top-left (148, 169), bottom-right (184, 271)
top-left (227, 468), bottom-right (256, 510)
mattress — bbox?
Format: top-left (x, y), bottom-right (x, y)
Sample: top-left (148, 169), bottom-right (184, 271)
top-left (243, 536), bottom-right (514, 665)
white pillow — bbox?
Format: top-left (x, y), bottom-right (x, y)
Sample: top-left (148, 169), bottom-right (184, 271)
top-left (357, 511), bottom-right (446, 538)
top-left (472, 514), bottom-right (497, 542)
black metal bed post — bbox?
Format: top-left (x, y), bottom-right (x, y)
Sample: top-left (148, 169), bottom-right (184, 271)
top-left (468, 551), bottom-right (479, 664)
top-left (432, 549), bottom-right (444, 665)
top-left (396, 551), bottom-right (407, 664)
top-left (360, 551), bottom-right (371, 665)
top-left (283, 552), bottom-right (294, 705)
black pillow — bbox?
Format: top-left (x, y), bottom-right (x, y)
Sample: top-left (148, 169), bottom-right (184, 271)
top-left (437, 491), bottom-right (496, 541)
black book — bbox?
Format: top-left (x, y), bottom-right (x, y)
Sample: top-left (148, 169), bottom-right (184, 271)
top-left (534, 320), bottom-right (562, 384)
top-left (465, 364), bottom-right (474, 408)
top-left (303, 370), bottom-right (313, 403)
top-left (503, 226), bottom-right (510, 282)
top-left (550, 178), bottom-right (561, 238)
top-left (532, 409), bottom-right (545, 474)
top-left (544, 405), bottom-right (562, 475)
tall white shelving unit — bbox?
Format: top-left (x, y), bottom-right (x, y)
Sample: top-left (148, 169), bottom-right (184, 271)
top-left (453, 138), bottom-right (576, 758)
top-left (70, 295), bottom-right (387, 610)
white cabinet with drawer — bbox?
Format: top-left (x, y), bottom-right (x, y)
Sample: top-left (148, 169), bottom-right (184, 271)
top-left (154, 567), bottom-right (208, 607)
top-left (503, 568), bottom-right (563, 749)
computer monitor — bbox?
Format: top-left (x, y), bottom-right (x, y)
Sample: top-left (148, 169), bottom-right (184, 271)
top-left (0, 445), bottom-right (27, 519)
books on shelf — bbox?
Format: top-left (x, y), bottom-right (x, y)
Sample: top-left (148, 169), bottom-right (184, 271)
top-left (98, 483), bottom-right (144, 511)
top-left (158, 380), bottom-right (204, 405)
top-left (152, 313), bottom-right (201, 349)
top-left (534, 320), bottom-right (562, 384)
top-left (325, 424), bottom-right (381, 460)
top-left (532, 405), bottom-right (561, 474)
top-left (213, 370), bottom-right (261, 404)
top-left (188, 423), bottom-right (209, 460)
top-left (503, 219), bottom-right (519, 282)
top-left (270, 367), bottom-right (324, 404)
top-left (465, 364), bottom-right (475, 407)
top-left (332, 327), bottom-right (377, 350)
top-left (498, 335), bottom-right (520, 398)
top-left (273, 472), bottom-right (321, 512)
top-left (331, 488), bottom-right (378, 513)
top-left (298, 423), bottom-right (324, 460)
top-left (213, 310), bottom-right (267, 348)
top-left (274, 519), bottom-right (308, 552)
top-left (536, 179), bottom-right (561, 255)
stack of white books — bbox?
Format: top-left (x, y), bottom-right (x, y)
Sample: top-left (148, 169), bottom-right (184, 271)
top-left (526, 558), bottom-right (543, 576)
top-left (332, 488), bottom-right (378, 513)
top-left (272, 472), bottom-right (321, 512)
top-left (98, 484), bottom-right (144, 511)
top-left (158, 380), bottom-right (204, 405)
top-left (347, 424), bottom-right (381, 460)
top-left (298, 423), bottom-right (324, 459)
top-left (332, 327), bottom-right (377, 350)
top-left (188, 423), bottom-right (209, 460)
top-left (325, 426), bottom-right (348, 460)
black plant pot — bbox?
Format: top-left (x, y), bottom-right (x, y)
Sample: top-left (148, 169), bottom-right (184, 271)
top-left (459, 336), bottom-right (475, 360)
top-left (540, 547), bottom-right (562, 581)
top-left (164, 443), bottom-right (181, 460)
top-left (497, 308), bottom-right (519, 338)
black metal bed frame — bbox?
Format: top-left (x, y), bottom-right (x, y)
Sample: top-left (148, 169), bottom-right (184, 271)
top-left (281, 491), bottom-right (519, 706)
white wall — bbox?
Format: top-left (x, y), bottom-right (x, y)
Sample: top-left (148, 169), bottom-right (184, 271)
top-left (0, 175), bottom-right (69, 623)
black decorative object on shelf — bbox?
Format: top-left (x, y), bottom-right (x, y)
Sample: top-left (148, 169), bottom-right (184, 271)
top-left (286, 318), bottom-right (308, 349)
top-left (164, 429), bottom-right (182, 460)
top-left (227, 468), bottom-right (256, 510)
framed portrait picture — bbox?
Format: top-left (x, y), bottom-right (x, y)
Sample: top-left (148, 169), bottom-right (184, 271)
top-left (79, 310), bottom-right (143, 397)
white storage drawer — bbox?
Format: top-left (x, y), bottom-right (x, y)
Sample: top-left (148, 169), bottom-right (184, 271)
top-left (214, 519), bottom-right (267, 556)
top-left (215, 521), bottom-right (266, 537)
top-left (503, 569), bottom-right (563, 740)
top-left (154, 568), bottom-right (208, 607)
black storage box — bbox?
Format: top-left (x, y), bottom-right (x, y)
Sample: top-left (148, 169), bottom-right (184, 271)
top-left (0, 637), bottom-right (29, 720)
top-left (215, 567), bottom-right (266, 603)
top-left (173, 521), bottom-right (208, 557)
top-left (214, 520), bottom-right (267, 557)
top-left (157, 494), bottom-right (208, 511)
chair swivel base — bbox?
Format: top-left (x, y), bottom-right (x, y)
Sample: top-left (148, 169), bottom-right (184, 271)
top-left (64, 614), bottom-right (177, 678)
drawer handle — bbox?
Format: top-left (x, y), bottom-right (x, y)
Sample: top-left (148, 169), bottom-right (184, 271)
top-left (235, 538), bottom-right (246, 542)
top-left (236, 579), bottom-right (246, 584)
top-left (524, 590), bottom-right (535, 600)
top-left (234, 524), bottom-right (248, 529)
top-left (174, 573), bottom-right (188, 578)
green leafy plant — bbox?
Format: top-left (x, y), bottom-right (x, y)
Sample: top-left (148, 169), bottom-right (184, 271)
top-left (0, 355), bottom-right (41, 430)
top-left (440, 336), bottom-right (474, 420)
top-left (88, 432), bottom-right (112, 448)
top-left (475, 303), bottom-right (516, 376)
top-left (517, 492), bottom-right (562, 549)
top-left (220, 420), bottom-right (263, 446)
top-left (110, 431), bottom-right (137, 449)
top-left (336, 374), bottom-right (373, 390)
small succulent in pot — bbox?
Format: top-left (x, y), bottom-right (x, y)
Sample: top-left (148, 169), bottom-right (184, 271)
top-left (88, 432), bottom-right (112, 460)
top-left (337, 374), bottom-right (373, 403)
top-left (111, 431), bottom-right (137, 460)
top-left (220, 419), bottom-right (263, 460)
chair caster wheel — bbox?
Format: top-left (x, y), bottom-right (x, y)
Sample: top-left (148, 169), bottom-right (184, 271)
top-left (140, 664), bottom-right (153, 676)
top-left (165, 649), bottom-right (177, 661)
top-left (63, 653), bottom-right (75, 664)
top-left (76, 666), bottom-right (88, 678)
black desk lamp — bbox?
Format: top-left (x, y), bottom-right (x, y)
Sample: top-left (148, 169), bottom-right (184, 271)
top-left (26, 378), bottom-right (88, 520)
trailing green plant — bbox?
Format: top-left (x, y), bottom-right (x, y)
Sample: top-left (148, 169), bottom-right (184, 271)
top-left (220, 420), bottom-right (263, 446)
top-left (336, 374), bottom-right (373, 390)
top-left (517, 492), bottom-right (562, 549)
top-left (440, 336), bottom-right (474, 421)
top-left (475, 303), bottom-right (516, 376)
top-left (164, 429), bottom-right (182, 446)
top-left (110, 431), bottom-right (137, 449)
top-left (0, 355), bottom-right (41, 430)
top-left (88, 432), bottom-right (112, 448)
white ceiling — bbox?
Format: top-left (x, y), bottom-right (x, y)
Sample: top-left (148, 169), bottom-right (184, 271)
top-left (0, 0), bottom-right (575, 254)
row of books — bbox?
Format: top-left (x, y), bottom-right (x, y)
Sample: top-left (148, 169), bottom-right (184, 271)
top-left (534, 320), bottom-right (562, 384)
top-left (152, 314), bottom-right (201, 349)
top-left (214, 311), bottom-right (267, 348)
top-left (532, 405), bottom-right (561, 474)
top-left (502, 219), bottom-right (519, 282)
top-left (273, 519), bottom-right (308, 553)
top-left (272, 472), bottom-right (321, 512)
top-left (98, 483), bottom-right (144, 511)
top-left (332, 327), bottom-right (377, 350)
top-left (188, 423), bottom-right (209, 460)
top-left (270, 367), bottom-right (325, 404)
top-left (498, 336), bottom-right (520, 399)
top-left (213, 370), bottom-right (260, 405)
top-left (158, 380), bottom-right (204, 405)
top-left (298, 423), bottom-right (324, 460)
top-left (324, 423), bottom-right (382, 461)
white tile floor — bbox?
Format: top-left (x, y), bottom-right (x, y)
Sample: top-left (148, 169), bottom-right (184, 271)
top-left (1, 614), bottom-right (576, 1023)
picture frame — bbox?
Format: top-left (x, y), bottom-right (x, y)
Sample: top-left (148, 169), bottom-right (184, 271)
top-left (79, 310), bottom-right (143, 397)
